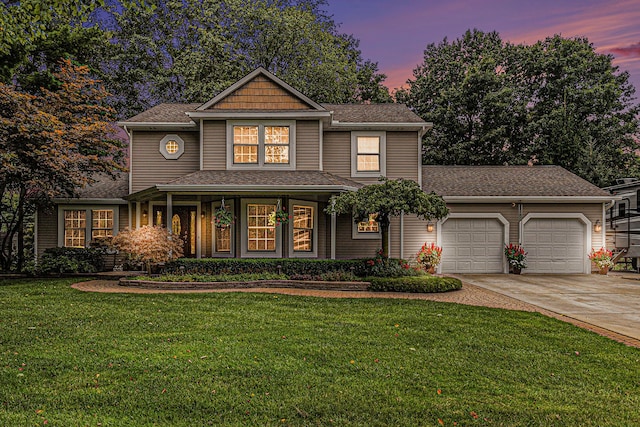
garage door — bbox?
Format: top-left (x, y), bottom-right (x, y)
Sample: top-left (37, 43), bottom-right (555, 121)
top-left (441, 218), bottom-right (505, 273)
top-left (522, 218), bottom-right (585, 273)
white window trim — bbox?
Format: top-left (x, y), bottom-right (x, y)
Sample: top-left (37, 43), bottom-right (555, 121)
top-left (351, 131), bottom-right (386, 178)
top-left (159, 134), bottom-right (185, 160)
top-left (352, 213), bottom-right (383, 240)
top-left (226, 121), bottom-right (296, 170)
top-left (57, 205), bottom-right (120, 248)
top-left (288, 200), bottom-right (318, 258)
top-left (211, 200), bottom-right (235, 258)
top-left (240, 198), bottom-right (283, 258)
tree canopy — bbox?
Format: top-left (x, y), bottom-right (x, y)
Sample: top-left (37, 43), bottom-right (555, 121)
top-left (326, 178), bottom-right (449, 258)
top-left (0, 59), bottom-right (126, 271)
top-left (97, 0), bottom-right (391, 118)
top-left (397, 29), bottom-right (640, 186)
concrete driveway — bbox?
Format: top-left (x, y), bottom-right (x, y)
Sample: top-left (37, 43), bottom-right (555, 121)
top-left (456, 273), bottom-right (640, 341)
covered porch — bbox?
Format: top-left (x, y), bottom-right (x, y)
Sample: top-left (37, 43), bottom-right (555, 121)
top-left (125, 170), bottom-right (363, 260)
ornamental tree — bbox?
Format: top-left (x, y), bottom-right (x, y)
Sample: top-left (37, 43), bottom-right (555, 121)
top-left (111, 226), bottom-right (184, 274)
top-left (326, 177), bottom-right (449, 258)
top-left (0, 59), bottom-right (126, 271)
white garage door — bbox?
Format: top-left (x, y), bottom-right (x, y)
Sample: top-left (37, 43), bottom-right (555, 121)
top-left (441, 218), bottom-right (505, 273)
top-left (523, 218), bottom-right (585, 274)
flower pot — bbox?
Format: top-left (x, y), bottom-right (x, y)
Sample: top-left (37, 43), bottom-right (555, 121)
top-left (598, 266), bottom-right (609, 275)
top-left (427, 266), bottom-right (436, 274)
top-left (512, 267), bottom-right (522, 275)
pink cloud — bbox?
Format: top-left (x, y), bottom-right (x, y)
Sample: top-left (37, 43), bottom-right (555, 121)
top-left (610, 43), bottom-right (640, 58)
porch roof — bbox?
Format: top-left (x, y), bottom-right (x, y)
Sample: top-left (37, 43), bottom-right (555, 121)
top-left (127, 170), bottom-right (363, 200)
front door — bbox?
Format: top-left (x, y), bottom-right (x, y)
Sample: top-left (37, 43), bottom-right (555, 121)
top-left (171, 206), bottom-right (198, 258)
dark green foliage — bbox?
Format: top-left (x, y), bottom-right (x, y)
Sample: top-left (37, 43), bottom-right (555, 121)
top-left (368, 276), bottom-right (462, 293)
top-left (166, 257), bottom-right (418, 278)
top-left (398, 29), bottom-right (640, 186)
top-left (166, 258), bottom-right (368, 277)
top-left (37, 247), bottom-right (105, 274)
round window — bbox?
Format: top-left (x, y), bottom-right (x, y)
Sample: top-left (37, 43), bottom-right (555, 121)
top-left (165, 140), bottom-right (179, 154)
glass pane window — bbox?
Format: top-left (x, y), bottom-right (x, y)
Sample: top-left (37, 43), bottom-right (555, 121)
top-left (247, 204), bottom-right (276, 251)
top-left (64, 210), bottom-right (86, 247)
top-left (165, 140), bottom-right (179, 154)
top-left (293, 205), bottom-right (313, 252)
top-left (265, 126), bottom-right (290, 164)
top-left (358, 213), bottom-right (379, 233)
top-left (357, 136), bottom-right (380, 171)
top-left (91, 209), bottom-right (114, 240)
top-left (233, 125), bottom-right (259, 164)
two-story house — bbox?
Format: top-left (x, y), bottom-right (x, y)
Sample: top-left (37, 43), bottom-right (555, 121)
top-left (35, 68), bottom-right (614, 274)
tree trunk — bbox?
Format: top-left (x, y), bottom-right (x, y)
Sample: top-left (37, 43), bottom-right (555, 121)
top-left (381, 224), bottom-right (390, 258)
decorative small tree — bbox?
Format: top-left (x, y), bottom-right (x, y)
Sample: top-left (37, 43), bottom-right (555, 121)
top-left (326, 177), bottom-right (448, 258)
top-left (111, 226), bottom-right (184, 274)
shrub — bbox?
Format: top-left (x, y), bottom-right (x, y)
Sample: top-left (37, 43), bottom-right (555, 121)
top-left (367, 276), bottom-right (462, 293)
top-left (166, 258), bottom-right (368, 277)
top-left (364, 249), bottom-right (417, 277)
top-left (112, 226), bottom-right (184, 273)
top-left (38, 247), bottom-right (105, 274)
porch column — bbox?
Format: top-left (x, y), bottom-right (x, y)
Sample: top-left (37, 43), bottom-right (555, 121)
top-left (330, 212), bottom-right (336, 260)
top-left (399, 212), bottom-right (404, 259)
top-left (135, 201), bottom-right (141, 229)
top-left (166, 193), bottom-right (173, 234)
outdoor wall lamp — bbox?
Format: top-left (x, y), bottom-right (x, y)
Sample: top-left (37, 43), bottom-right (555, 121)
top-left (594, 220), bottom-right (602, 233)
top-left (426, 221), bottom-right (434, 232)
top-left (142, 210), bottom-right (148, 218)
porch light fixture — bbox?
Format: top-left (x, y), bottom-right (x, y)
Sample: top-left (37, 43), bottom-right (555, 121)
top-left (594, 220), bottom-right (602, 233)
top-left (142, 210), bottom-right (148, 218)
top-left (426, 221), bottom-right (434, 232)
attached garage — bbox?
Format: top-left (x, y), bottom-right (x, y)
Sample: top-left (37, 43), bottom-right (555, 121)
top-left (440, 216), bottom-right (507, 274)
top-left (522, 216), bottom-right (589, 274)
top-left (422, 165), bottom-right (612, 275)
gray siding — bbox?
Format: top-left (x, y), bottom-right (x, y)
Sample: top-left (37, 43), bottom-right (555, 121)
top-left (202, 121), bottom-right (226, 170)
top-left (386, 132), bottom-right (419, 182)
top-left (37, 208), bottom-right (57, 257)
top-left (296, 121), bottom-right (321, 171)
top-left (131, 130), bottom-right (200, 193)
top-left (323, 130), bottom-right (420, 185)
top-left (334, 216), bottom-right (380, 259)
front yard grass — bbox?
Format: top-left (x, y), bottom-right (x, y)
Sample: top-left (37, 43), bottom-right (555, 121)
top-left (1, 278), bottom-right (639, 426)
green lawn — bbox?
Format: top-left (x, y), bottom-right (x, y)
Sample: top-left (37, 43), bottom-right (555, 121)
top-left (1, 278), bottom-right (638, 426)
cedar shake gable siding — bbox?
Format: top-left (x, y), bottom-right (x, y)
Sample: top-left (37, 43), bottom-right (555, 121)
top-left (208, 76), bottom-right (315, 111)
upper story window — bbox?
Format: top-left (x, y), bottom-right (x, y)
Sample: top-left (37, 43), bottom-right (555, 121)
top-left (351, 131), bottom-right (386, 178)
top-left (227, 121), bottom-right (295, 169)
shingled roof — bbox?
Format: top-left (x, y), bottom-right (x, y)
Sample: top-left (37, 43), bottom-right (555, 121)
top-left (422, 165), bottom-right (612, 199)
top-left (157, 170), bottom-right (362, 189)
top-left (322, 103), bottom-right (424, 123)
top-left (122, 103), bottom-right (200, 123)
top-left (74, 172), bottom-right (129, 199)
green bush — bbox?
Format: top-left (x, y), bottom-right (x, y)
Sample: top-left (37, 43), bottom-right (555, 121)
top-left (38, 247), bottom-right (105, 274)
top-left (367, 276), bottom-right (462, 293)
top-left (166, 258), bottom-right (369, 277)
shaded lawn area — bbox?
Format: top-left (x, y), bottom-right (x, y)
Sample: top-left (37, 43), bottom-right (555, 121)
top-left (0, 278), bottom-right (639, 426)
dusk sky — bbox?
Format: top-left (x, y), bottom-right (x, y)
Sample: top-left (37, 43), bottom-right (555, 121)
top-left (324, 0), bottom-right (640, 94)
